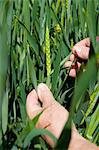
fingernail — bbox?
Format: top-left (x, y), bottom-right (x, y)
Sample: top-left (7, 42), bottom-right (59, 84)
top-left (75, 46), bottom-right (82, 52)
top-left (73, 46), bottom-right (82, 57)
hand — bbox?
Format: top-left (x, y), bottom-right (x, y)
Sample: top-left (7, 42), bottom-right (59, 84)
top-left (64, 38), bottom-right (90, 77)
top-left (26, 83), bottom-right (68, 147)
top-left (26, 83), bottom-right (98, 149)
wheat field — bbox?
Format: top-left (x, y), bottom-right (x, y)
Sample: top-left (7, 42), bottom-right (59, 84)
top-left (0, 0), bottom-right (99, 149)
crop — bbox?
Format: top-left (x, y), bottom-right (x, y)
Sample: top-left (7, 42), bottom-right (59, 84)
top-left (0, 0), bottom-right (99, 149)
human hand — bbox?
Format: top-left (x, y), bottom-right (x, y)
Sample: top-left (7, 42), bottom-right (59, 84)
top-left (26, 83), bottom-right (98, 149)
top-left (64, 38), bottom-right (90, 77)
top-left (26, 83), bottom-right (69, 147)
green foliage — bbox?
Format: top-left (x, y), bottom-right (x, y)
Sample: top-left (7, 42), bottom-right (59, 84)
top-left (0, 0), bottom-right (98, 149)
top-left (0, 0), bottom-right (13, 146)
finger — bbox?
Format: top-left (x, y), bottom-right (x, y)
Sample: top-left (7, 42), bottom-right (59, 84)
top-left (64, 60), bottom-right (81, 69)
top-left (37, 83), bottom-right (55, 108)
top-left (26, 89), bottom-right (43, 119)
top-left (72, 62), bottom-right (81, 69)
top-left (72, 46), bottom-right (90, 60)
top-left (70, 54), bottom-right (75, 61)
top-left (69, 61), bottom-right (81, 77)
top-left (64, 54), bottom-right (75, 67)
top-left (69, 69), bottom-right (76, 77)
top-left (64, 61), bottom-right (72, 68)
top-left (64, 61), bottom-right (81, 77)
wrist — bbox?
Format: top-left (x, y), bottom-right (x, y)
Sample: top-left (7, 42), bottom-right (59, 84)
top-left (68, 126), bottom-right (98, 150)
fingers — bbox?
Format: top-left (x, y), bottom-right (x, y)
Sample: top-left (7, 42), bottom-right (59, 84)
top-left (26, 83), bottom-right (55, 119)
top-left (72, 38), bottom-right (90, 60)
top-left (64, 38), bottom-right (90, 77)
top-left (26, 89), bottom-right (43, 119)
top-left (37, 83), bottom-right (55, 108)
top-left (64, 61), bottom-right (81, 77)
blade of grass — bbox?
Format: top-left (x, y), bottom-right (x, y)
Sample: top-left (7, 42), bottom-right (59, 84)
top-left (81, 84), bottom-right (99, 124)
top-left (22, 0), bottom-right (30, 31)
top-left (87, 0), bottom-right (96, 49)
top-left (23, 128), bottom-right (57, 148)
top-left (2, 90), bottom-right (8, 134)
top-left (52, 47), bottom-right (61, 93)
top-left (14, 16), bottom-right (39, 57)
top-left (28, 54), bottom-right (37, 90)
top-left (85, 105), bottom-right (99, 140)
top-left (0, 0), bottom-right (12, 145)
top-left (78, 1), bottom-right (86, 37)
top-left (39, 0), bottom-right (46, 46)
top-left (19, 82), bottom-right (27, 124)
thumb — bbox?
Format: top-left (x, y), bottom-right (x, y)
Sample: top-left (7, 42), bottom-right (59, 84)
top-left (72, 45), bottom-right (90, 60)
top-left (37, 83), bottom-right (55, 108)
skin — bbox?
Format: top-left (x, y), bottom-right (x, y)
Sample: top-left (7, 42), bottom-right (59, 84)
top-left (26, 38), bottom-right (99, 150)
top-left (64, 38), bottom-right (90, 77)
